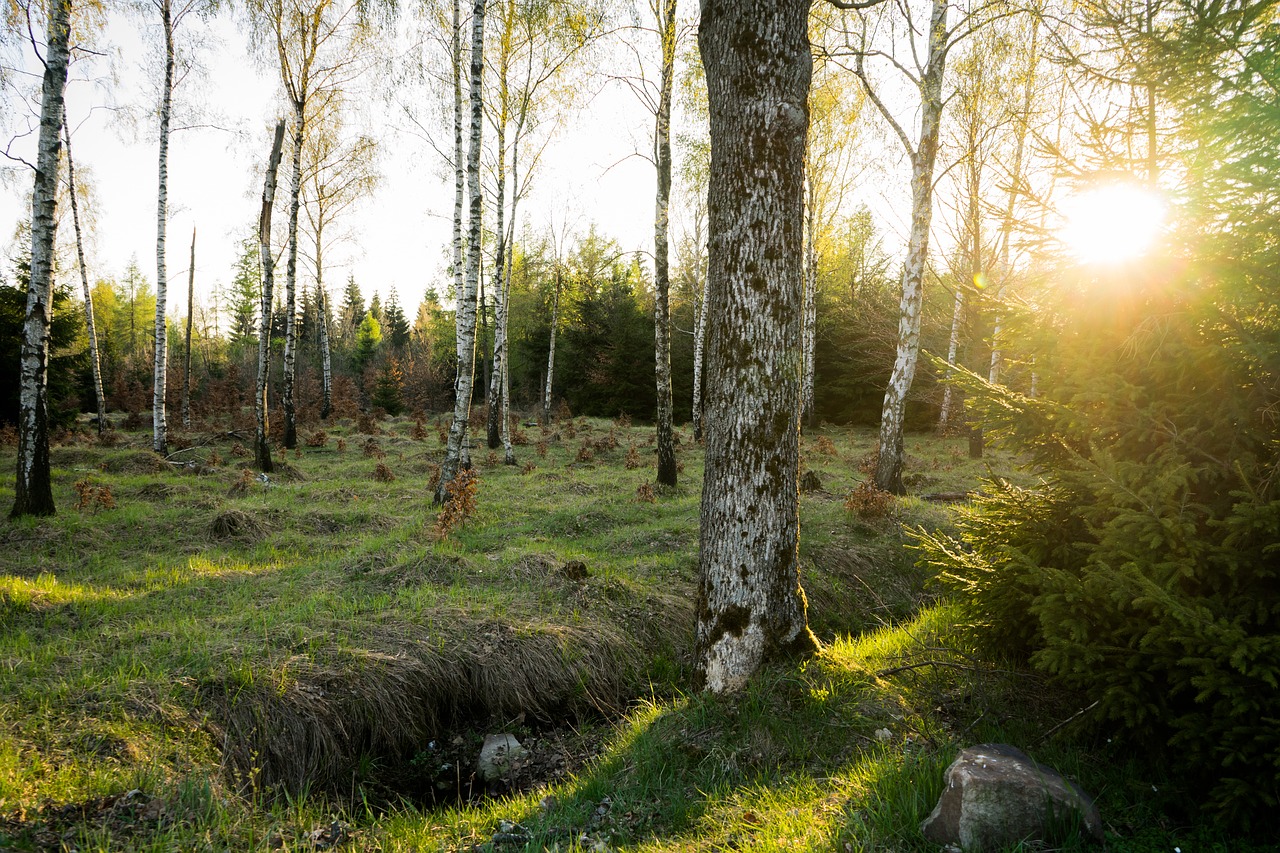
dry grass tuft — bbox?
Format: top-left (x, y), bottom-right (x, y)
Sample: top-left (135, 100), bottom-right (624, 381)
top-left (624, 444), bottom-right (642, 470)
top-left (434, 468), bottom-right (479, 539)
top-left (411, 419), bottom-right (428, 441)
top-left (228, 469), bottom-right (254, 497)
top-left (372, 463), bottom-right (396, 483)
top-left (635, 482), bottom-right (657, 504)
top-left (815, 435), bottom-right (838, 456)
top-left (575, 443), bottom-right (594, 464)
top-left (362, 438), bottom-right (384, 459)
top-left (208, 509), bottom-right (265, 540)
top-left (73, 478), bottom-right (115, 512)
top-left (843, 482), bottom-right (895, 519)
top-left (305, 430), bottom-right (329, 447)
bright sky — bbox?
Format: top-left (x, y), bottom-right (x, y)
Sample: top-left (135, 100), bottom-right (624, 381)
top-left (0, 11), bottom-right (659, 319)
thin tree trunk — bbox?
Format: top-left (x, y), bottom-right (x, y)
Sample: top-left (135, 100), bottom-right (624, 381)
top-left (256, 120), bottom-right (287, 474)
top-left (12, 0), bottom-right (71, 518)
top-left (800, 166), bottom-right (817, 431)
top-left (696, 0), bottom-right (818, 694)
top-left (543, 265), bottom-right (560, 425)
top-left (938, 283), bottom-right (963, 432)
top-left (282, 106), bottom-right (305, 449)
top-left (182, 227), bottom-right (195, 428)
top-left (487, 0), bottom-right (513, 452)
top-left (436, 0), bottom-right (487, 506)
top-left (153, 0), bottom-right (175, 455)
top-left (991, 13), bottom-right (1040, 387)
top-left (315, 219), bottom-right (333, 418)
top-left (691, 248), bottom-right (708, 441)
top-left (653, 0), bottom-right (677, 487)
top-left (500, 109), bottom-right (518, 465)
top-left (872, 0), bottom-right (948, 495)
top-left (451, 0), bottom-right (466, 355)
top-left (62, 111), bottom-right (107, 435)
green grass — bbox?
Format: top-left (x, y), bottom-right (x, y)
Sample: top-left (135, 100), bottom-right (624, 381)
top-left (0, 414), bottom-right (1252, 850)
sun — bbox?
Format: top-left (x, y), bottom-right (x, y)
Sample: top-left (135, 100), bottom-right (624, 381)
top-left (1059, 183), bottom-right (1166, 265)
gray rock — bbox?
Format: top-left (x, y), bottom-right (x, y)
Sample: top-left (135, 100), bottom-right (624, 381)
top-left (477, 733), bottom-right (528, 782)
top-left (921, 743), bottom-right (1103, 850)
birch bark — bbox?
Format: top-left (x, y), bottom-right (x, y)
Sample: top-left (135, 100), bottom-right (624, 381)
top-left (653, 0), bottom-right (677, 487)
top-left (255, 120), bottom-right (287, 474)
top-left (282, 108), bottom-right (304, 449)
top-left (696, 0), bottom-right (819, 693)
top-left (436, 0), bottom-right (487, 505)
top-left (542, 265), bottom-right (559, 425)
top-left (153, 0), bottom-right (175, 455)
top-left (691, 252), bottom-right (708, 441)
top-left (801, 166), bottom-right (817, 431)
top-left (12, 0), bottom-right (71, 518)
top-left (865, 0), bottom-right (949, 495)
top-left (62, 113), bottom-right (108, 435)
top-left (182, 227), bottom-right (195, 428)
top-left (486, 0), bottom-right (513, 452)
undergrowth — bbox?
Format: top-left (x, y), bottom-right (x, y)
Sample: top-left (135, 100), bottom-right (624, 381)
top-left (0, 416), bottom-right (1242, 850)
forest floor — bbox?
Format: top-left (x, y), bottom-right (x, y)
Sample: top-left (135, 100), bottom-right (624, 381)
top-left (0, 413), bottom-right (1256, 851)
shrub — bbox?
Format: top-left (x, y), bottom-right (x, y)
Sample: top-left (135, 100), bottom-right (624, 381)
top-left (843, 482), bottom-right (894, 519)
top-left (815, 435), bottom-right (837, 456)
top-left (336, 438), bottom-right (347, 453)
top-left (411, 419), bottom-right (428, 441)
top-left (305, 430), bottom-right (328, 447)
top-left (434, 468), bottom-right (479, 539)
top-left (372, 463), bottom-right (395, 483)
top-left (73, 478), bottom-right (115, 512)
top-left (575, 443), bottom-right (594, 463)
top-left (624, 443), bottom-right (642, 470)
top-left (635, 481), bottom-right (656, 503)
top-left (361, 438), bottom-right (383, 459)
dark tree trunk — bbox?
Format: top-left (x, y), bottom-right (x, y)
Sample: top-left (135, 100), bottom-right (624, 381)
top-left (695, 0), bottom-right (819, 693)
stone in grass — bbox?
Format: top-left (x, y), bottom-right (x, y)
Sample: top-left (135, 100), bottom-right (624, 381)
top-left (477, 733), bottom-right (528, 782)
top-left (921, 743), bottom-right (1104, 851)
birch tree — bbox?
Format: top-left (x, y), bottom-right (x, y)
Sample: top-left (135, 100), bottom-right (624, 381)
top-left (151, 0), bottom-right (175, 454)
top-left (651, 0), bottom-right (677, 486)
top-left (435, 0), bottom-right (487, 506)
top-left (696, 0), bottom-right (819, 693)
top-left (12, 0), bottom-right (71, 518)
top-left (827, 0), bottom-right (1001, 492)
top-left (255, 119), bottom-right (287, 473)
top-left (61, 112), bottom-right (107, 435)
top-left (301, 88), bottom-right (377, 420)
top-left (253, 0), bottom-right (365, 448)
top-left (182, 226), bottom-right (195, 427)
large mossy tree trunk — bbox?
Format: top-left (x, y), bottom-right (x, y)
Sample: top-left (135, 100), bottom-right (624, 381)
top-left (695, 0), bottom-right (819, 694)
top-left (12, 0), bottom-right (72, 519)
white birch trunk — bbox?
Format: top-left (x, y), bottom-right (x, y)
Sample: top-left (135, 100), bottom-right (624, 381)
top-left (12, 0), bottom-right (71, 518)
top-left (256, 120), bottom-right (287, 473)
top-left (872, 0), bottom-right (948, 495)
top-left (691, 253), bottom-right (708, 441)
top-left (153, 0), bottom-right (174, 455)
top-left (451, 0), bottom-right (466, 349)
top-left (800, 166), bottom-right (817, 431)
top-left (487, 4), bottom-right (512, 452)
top-left (499, 111), bottom-right (518, 465)
top-left (436, 0), bottom-right (487, 506)
top-left (282, 107), bottom-right (304, 449)
top-left (182, 227), bottom-right (195, 428)
top-left (542, 267), bottom-right (559, 425)
top-left (317, 252), bottom-right (333, 419)
top-left (938, 284), bottom-right (963, 431)
top-left (653, 0), bottom-right (677, 487)
top-left (696, 0), bottom-right (818, 694)
top-left (62, 112), bottom-right (108, 435)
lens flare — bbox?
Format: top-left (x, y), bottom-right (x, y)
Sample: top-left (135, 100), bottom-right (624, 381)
top-left (1060, 183), bottom-right (1166, 264)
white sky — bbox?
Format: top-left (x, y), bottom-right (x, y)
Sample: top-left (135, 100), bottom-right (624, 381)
top-left (0, 10), bottom-right (661, 319)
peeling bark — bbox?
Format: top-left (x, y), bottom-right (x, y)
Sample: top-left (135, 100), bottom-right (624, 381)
top-left (182, 227), bottom-right (196, 428)
top-left (153, 0), bottom-right (175, 455)
top-left (436, 0), bottom-right (487, 506)
top-left (255, 120), bottom-right (287, 474)
top-left (871, 0), bottom-right (948, 495)
top-left (691, 253), bottom-right (708, 442)
top-left (12, 0), bottom-right (71, 519)
top-left (695, 0), bottom-right (818, 694)
top-left (653, 0), bottom-right (678, 488)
